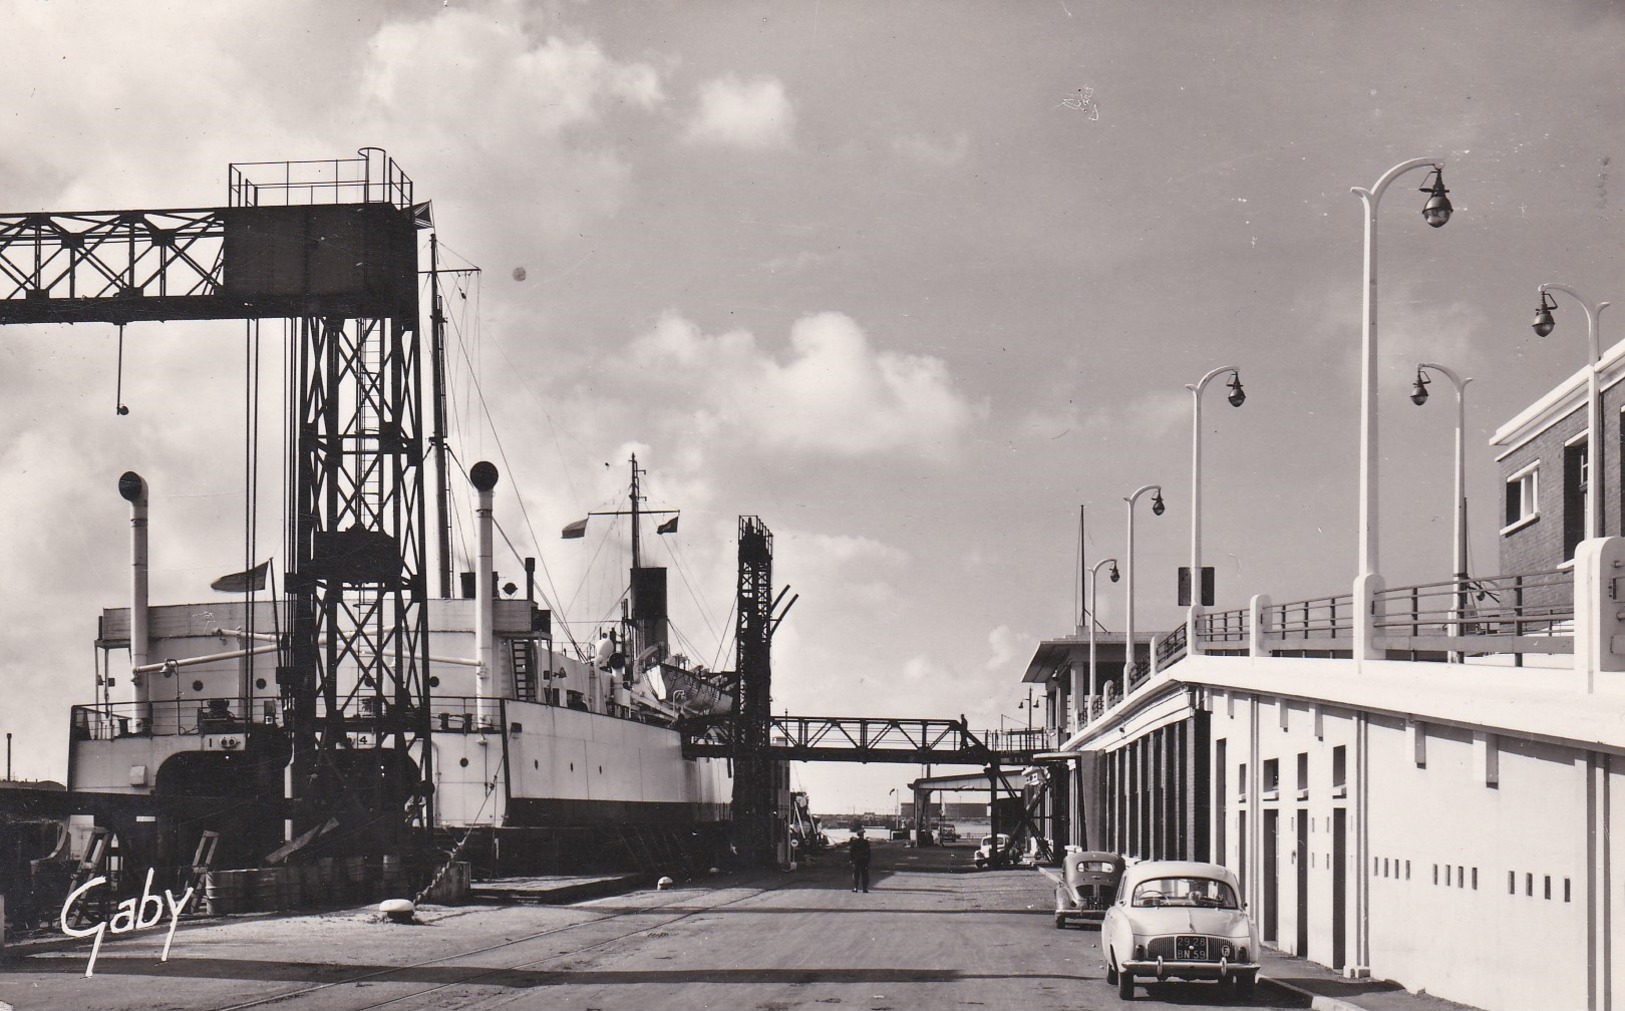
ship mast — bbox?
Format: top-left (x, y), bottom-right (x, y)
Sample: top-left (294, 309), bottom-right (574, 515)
top-left (429, 232), bottom-right (452, 599)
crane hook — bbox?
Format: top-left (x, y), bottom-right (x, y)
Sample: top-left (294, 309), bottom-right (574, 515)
top-left (115, 323), bottom-right (129, 415)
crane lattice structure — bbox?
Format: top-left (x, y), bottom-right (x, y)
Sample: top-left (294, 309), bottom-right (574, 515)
top-left (0, 149), bottom-right (434, 847)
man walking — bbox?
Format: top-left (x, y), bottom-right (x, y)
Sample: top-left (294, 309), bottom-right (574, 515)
top-left (849, 825), bottom-right (871, 892)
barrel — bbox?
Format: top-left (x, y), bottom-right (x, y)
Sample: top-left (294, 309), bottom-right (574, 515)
top-left (300, 865), bottom-right (322, 908)
top-left (380, 853), bottom-right (402, 893)
top-left (205, 870), bottom-right (248, 914)
top-left (252, 868), bottom-right (281, 911)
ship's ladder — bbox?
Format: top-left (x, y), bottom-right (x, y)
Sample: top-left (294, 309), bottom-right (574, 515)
top-left (188, 831), bottom-right (221, 913)
top-left (511, 639), bottom-right (537, 702)
top-left (63, 826), bottom-right (112, 928)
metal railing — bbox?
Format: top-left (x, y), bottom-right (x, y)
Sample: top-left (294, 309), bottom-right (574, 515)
top-left (71, 698), bottom-right (281, 741)
top-left (1155, 623), bottom-right (1188, 669)
top-left (1195, 607), bottom-right (1249, 645)
top-left (1373, 569), bottom-right (1573, 652)
top-left (1080, 566), bottom-right (1579, 731)
top-left (1266, 593), bottom-right (1355, 642)
top-left (228, 149), bottom-right (414, 210)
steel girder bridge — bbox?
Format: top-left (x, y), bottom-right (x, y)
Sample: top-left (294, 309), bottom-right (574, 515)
top-left (680, 714), bottom-right (1055, 861)
top-left (682, 714), bottom-right (1042, 766)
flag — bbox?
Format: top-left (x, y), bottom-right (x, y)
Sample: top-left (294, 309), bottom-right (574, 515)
top-left (656, 515), bottom-right (679, 535)
top-left (561, 518), bottom-right (588, 539)
top-left (211, 560), bottom-right (270, 593)
top-left (410, 201), bottom-right (434, 230)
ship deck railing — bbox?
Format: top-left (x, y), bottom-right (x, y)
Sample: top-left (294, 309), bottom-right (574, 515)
top-left (71, 697), bottom-right (283, 741)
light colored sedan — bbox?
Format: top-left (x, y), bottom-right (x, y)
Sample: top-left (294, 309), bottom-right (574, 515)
top-left (1099, 860), bottom-right (1260, 1000)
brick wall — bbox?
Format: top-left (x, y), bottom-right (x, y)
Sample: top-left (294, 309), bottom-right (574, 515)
top-left (1496, 376), bottom-right (1625, 579)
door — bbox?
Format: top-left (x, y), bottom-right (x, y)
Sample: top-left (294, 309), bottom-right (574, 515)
top-left (1332, 808), bottom-right (1347, 970)
top-left (1295, 810), bottom-right (1309, 956)
top-left (1263, 809), bottom-right (1279, 943)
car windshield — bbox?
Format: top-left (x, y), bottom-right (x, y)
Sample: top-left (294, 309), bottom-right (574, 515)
top-left (1130, 876), bottom-right (1238, 909)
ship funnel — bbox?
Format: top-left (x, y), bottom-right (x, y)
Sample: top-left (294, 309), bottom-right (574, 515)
top-left (470, 462), bottom-right (501, 728)
top-left (118, 471), bottom-right (152, 729)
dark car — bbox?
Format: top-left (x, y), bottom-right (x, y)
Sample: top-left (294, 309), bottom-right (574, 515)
top-left (1054, 850), bottom-right (1125, 929)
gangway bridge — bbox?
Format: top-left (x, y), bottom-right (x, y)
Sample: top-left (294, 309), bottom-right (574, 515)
top-left (681, 715), bottom-right (1045, 765)
top-left (680, 714), bottom-right (1059, 861)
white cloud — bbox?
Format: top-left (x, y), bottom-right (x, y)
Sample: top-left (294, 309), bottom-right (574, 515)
top-left (984, 624), bottom-right (1035, 674)
top-left (684, 73), bottom-right (795, 149)
top-left (1079, 388), bottom-right (1186, 442)
top-left (357, 5), bottom-right (668, 243)
top-left (893, 131), bottom-right (970, 167)
top-left (624, 311), bottom-right (986, 460)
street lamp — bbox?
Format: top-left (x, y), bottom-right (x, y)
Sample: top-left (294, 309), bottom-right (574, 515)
top-left (1186, 366), bottom-right (1245, 653)
top-left (1530, 283), bottom-right (1612, 541)
top-left (1087, 557), bottom-right (1119, 722)
top-left (1411, 362), bottom-right (1473, 645)
top-left (1350, 158), bottom-right (1451, 650)
top-left (1124, 484), bottom-right (1165, 681)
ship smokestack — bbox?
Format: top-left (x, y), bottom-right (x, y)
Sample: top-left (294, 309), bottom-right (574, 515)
top-left (118, 471), bottom-right (152, 729)
top-left (470, 461), bottom-right (500, 728)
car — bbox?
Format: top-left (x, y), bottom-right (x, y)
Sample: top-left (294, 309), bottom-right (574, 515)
top-left (1100, 860), bottom-right (1260, 1000)
top-left (973, 833), bottom-right (1013, 868)
top-left (1053, 850), bottom-right (1124, 929)
top-left (938, 823), bottom-right (959, 843)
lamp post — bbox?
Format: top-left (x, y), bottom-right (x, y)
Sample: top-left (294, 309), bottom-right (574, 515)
top-left (1187, 366), bottom-right (1245, 654)
top-left (1124, 484), bottom-right (1165, 681)
top-left (1410, 362), bottom-right (1472, 646)
top-left (1087, 557), bottom-right (1119, 722)
top-left (1350, 157), bottom-right (1451, 654)
top-left (1531, 283), bottom-right (1611, 541)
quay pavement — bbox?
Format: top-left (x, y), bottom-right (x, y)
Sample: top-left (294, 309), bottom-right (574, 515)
top-left (1, 840), bottom-right (1474, 1011)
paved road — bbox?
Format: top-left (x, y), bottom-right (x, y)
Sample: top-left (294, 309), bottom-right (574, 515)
top-left (0, 842), bottom-right (1302, 1011)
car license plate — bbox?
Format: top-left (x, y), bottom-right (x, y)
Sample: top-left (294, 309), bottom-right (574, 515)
top-left (1176, 936), bottom-right (1208, 960)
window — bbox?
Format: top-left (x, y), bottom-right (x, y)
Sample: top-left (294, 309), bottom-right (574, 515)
top-left (1296, 752), bottom-right (1309, 799)
top-left (1131, 876), bottom-right (1239, 909)
top-left (1503, 461), bottom-right (1539, 533)
top-left (1263, 759), bottom-right (1279, 799)
top-left (1332, 745), bottom-right (1347, 798)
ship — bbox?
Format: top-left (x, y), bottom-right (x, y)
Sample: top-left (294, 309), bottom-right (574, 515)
top-left (75, 455), bottom-right (737, 881)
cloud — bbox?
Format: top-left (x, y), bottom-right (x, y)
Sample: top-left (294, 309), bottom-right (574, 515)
top-left (1079, 388), bottom-right (1186, 442)
top-left (624, 311), bottom-right (986, 460)
top-left (984, 624), bottom-right (1035, 674)
top-left (893, 131), bottom-right (971, 168)
top-left (684, 73), bottom-right (795, 149)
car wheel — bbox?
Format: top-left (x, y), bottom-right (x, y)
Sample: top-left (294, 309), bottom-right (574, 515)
top-left (1054, 914), bottom-right (1067, 929)
top-left (1117, 970), bottom-right (1135, 1000)
top-left (1105, 956), bottom-right (1118, 986)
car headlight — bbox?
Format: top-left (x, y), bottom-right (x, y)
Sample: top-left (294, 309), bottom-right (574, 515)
top-left (1135, 944), bottom-right (1145, 960)
top-left (1239, 946), bottom-right (1248, 962)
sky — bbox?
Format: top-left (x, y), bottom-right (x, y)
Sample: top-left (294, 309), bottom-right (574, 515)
top-left (0, 0), bottom-right (1621, 814)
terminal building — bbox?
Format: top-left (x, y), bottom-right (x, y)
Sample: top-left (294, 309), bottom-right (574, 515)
top-left (1018, 344), bottom-right (1625, 1011)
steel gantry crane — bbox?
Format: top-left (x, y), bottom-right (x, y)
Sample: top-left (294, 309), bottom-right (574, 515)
top-left (0, 149), bottom-right (435, 851)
